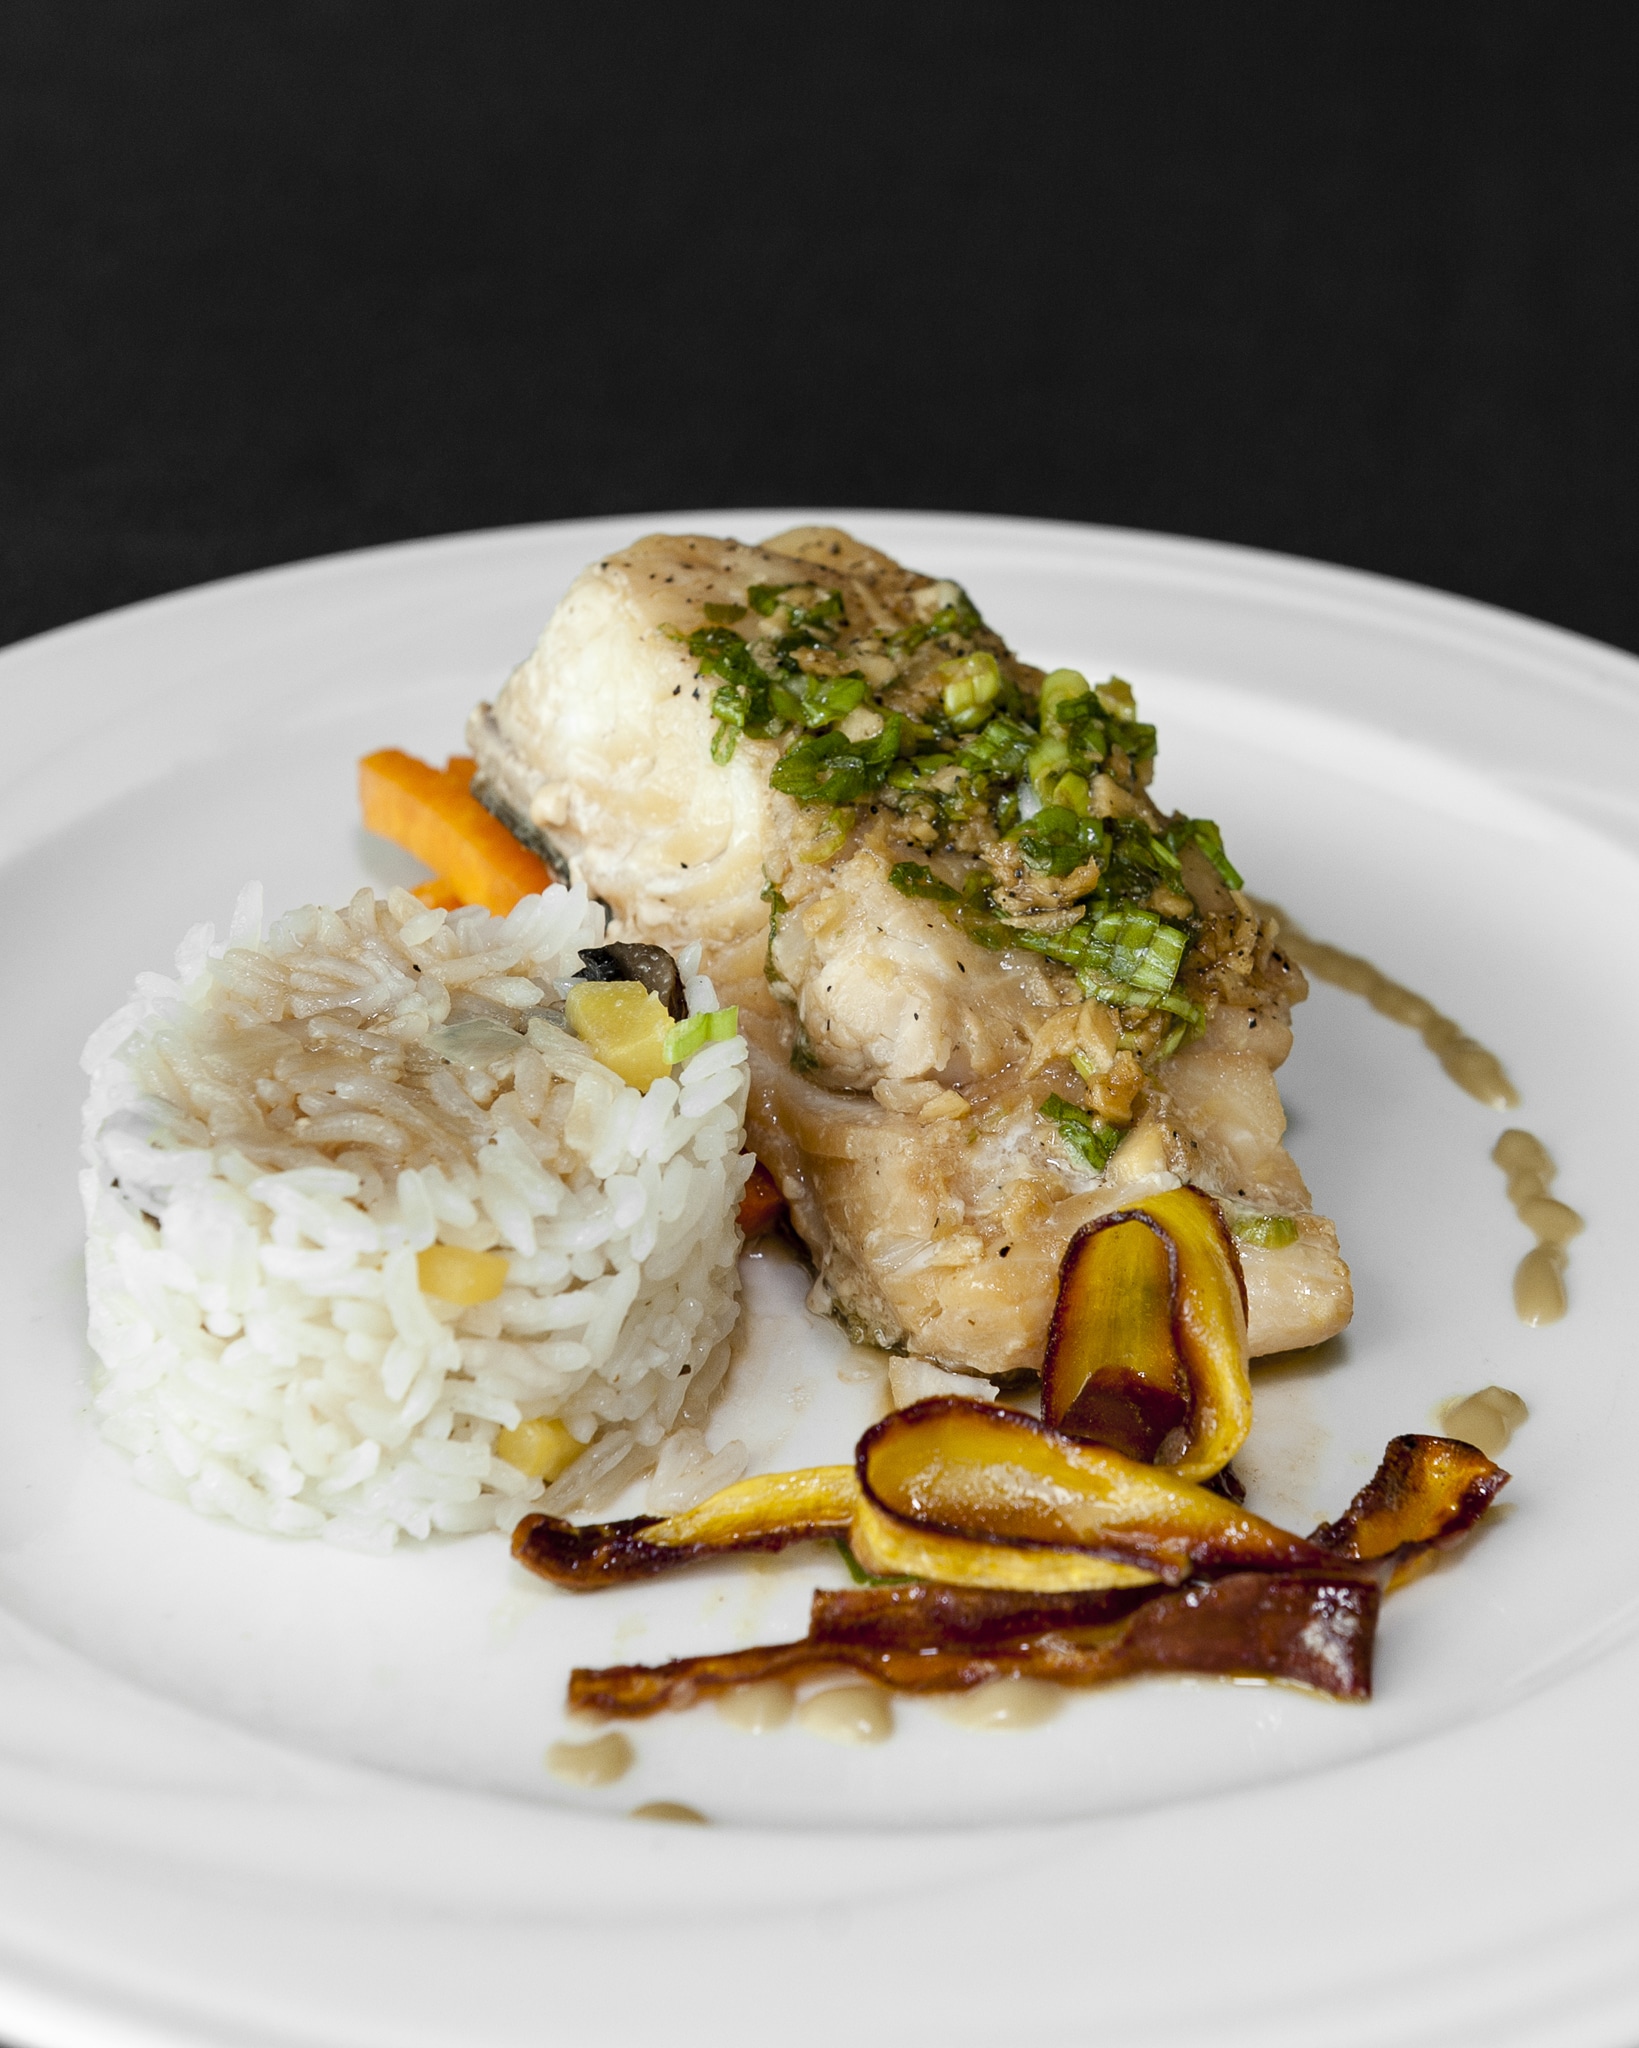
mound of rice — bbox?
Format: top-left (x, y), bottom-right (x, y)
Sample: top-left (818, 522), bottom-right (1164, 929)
top-left (80, 881), bottom-right (754, 1552)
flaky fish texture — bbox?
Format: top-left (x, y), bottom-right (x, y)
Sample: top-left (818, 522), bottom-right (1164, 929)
top-left (468, 527), bottom-right (1352, 1377)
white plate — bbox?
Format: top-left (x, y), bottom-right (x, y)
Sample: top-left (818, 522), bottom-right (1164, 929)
top-left (2, 511), bottom-right (1638, 2047)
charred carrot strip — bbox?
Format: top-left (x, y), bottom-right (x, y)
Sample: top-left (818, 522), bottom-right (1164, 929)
top-left (358, 749), bottom-right (550, 916)
top-left (808, 1580), bottom-right (1167, 1649)
top-left (1310, 1434), bottom-right (1508, 1571)
top-left (565, 1572), bottom-right (1381, 1717)
top-left (512, 1466), bottom-right (859, 1588)
top-left (515, 1422), bottom-right (1508, 1603)
top-left (853, 1398), bottom-right (1322, 1588)
top-left (516, 1403), bottom-right (1326, 1598)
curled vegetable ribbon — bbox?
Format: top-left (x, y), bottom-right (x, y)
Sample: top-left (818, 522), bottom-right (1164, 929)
top-left (1041, 1185), bottom-right (1252, 1480)
top-left (523, 1425), bottom-right (1507, 1715)
top-left (513, 1399), bottom-right (1478, 1600)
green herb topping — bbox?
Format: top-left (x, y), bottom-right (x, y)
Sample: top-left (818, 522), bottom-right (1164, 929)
top-left (886, 862), bottom-right (1203, 1024)
top-left (1038, 1094), bottom-right (1123, 1174)
top-left (770, 715), bottom-right (905, 805)
top-left (687, 575), bottom-right (1245, 1067)
top-left (662, 1006), bottom-right (739, 1066)
top-left (1229, 1212), bottom-right (1300, 1249)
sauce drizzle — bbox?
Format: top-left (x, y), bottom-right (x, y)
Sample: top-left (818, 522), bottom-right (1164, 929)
top-left (1252, 901), bottom-right (1519, 1110)
top-left (796, 1684), bottom-right (894, 1745)
top-left (1250, 905), bottom-right (1584, 1324)
top-left (1438, 1385), bottom-right (1529, 1460)
top-left (630, 1800), bottom-right (708, 1825)
top-left (931, 1676), bottom-right (1064, 1730)
top-left (1493, 1128), bottom-right (1583, 1325)
top-left (546, 1730), bottom-right (634, 1786)
top-left (714, 1680), bottom-right (795, 1733)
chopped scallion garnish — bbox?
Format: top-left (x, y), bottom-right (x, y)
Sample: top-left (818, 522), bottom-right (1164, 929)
top-left (1091, 909), bottom-right (1187, 995)
top-left (662, 1006), bottom-right (739, 1065)
top-left (686, 571), bottom-right (1245, 1070)
top-left (1164, 815), bottom-right (1244, 890)
top-left (799, 675), bottom-right (868, 728)
top-left (937, 651), bottom-right (1002, 726)
top-left (770, 716), bottom-right (905, 805)
top-left (1038, 668), bottom-right (1091, 733)
top-left (959, 714), bottom-right (1034, 778)
top-left (1230, 1213), bottom-right (1299, 1248)
top-left (1038, 1094), bottom-right (1122, 1173)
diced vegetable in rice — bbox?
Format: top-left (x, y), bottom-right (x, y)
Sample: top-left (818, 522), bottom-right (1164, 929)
top-left (80, 881), bottom-right (753, 1552)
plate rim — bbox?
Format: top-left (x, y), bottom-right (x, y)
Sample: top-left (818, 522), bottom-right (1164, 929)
top-left (2, 507), bottom-right (1637, 2048)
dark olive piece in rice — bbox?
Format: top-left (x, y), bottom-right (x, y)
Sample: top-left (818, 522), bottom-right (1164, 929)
top-left (574, 943), bottom-right (688, 1021)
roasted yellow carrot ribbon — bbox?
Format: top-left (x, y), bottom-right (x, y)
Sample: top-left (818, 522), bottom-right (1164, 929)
top-left (1043, 1185), bottom-right (1252, 1481)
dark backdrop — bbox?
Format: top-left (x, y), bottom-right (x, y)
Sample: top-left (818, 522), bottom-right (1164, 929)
top-left (4, 2), bottom-right (1637, 655)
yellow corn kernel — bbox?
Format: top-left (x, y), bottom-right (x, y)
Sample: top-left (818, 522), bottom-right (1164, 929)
top-left (495, 1415), bottom-right (583, 1482)
top-left (564, 980), bottom-right (673, 1091)
top-left (417, 1243), bottom-right (509, 1304)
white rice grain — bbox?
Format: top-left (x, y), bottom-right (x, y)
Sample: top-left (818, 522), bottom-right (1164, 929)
top-left (81, 884), bottom-right (753, 1548)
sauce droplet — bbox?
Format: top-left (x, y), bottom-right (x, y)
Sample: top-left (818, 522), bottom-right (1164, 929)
top-left (930, 1677), bottom-right (1065, 1731)
top-left (1252, 902), bottom-right (1519, 1110)
top-left (545, 1730), bottom-right (634, 1786)
top-left (1513, 1243), bottom-right (1568, 1326)
top-left (796, 1684), bottom-right (894, 1745)
top-left (1493, 1128), bottom-right (1551, 1179)
top-left (1493, 1129), bottom-right (1582, 1325)
top-left (714, 1680), bottom-right (795, 1733)
top-left (1438, 1385), bottom-right (1528, 1460)
top-left (630, 1800), bottom-right (708, 1825)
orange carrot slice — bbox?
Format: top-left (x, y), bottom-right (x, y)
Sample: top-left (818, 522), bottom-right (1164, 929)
top-left (411, 878), bottom-right (466, 911)
top-left (359, 749), bottom-right (550, 916)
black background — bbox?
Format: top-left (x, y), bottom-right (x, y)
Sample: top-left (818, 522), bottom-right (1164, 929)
top-left (4, 2), bottom-right (1637, 656)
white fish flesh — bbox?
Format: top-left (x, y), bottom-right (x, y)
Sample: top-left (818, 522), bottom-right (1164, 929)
top-left (467, 527), bottom-right (1352, 1378)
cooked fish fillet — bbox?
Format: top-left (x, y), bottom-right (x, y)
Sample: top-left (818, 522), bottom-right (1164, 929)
top-left (468, 528), bottom-right (1351, 1376)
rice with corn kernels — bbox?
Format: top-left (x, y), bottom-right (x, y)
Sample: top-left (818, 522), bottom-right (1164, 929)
top-left (80, 881), bottom-right (752, 1552)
